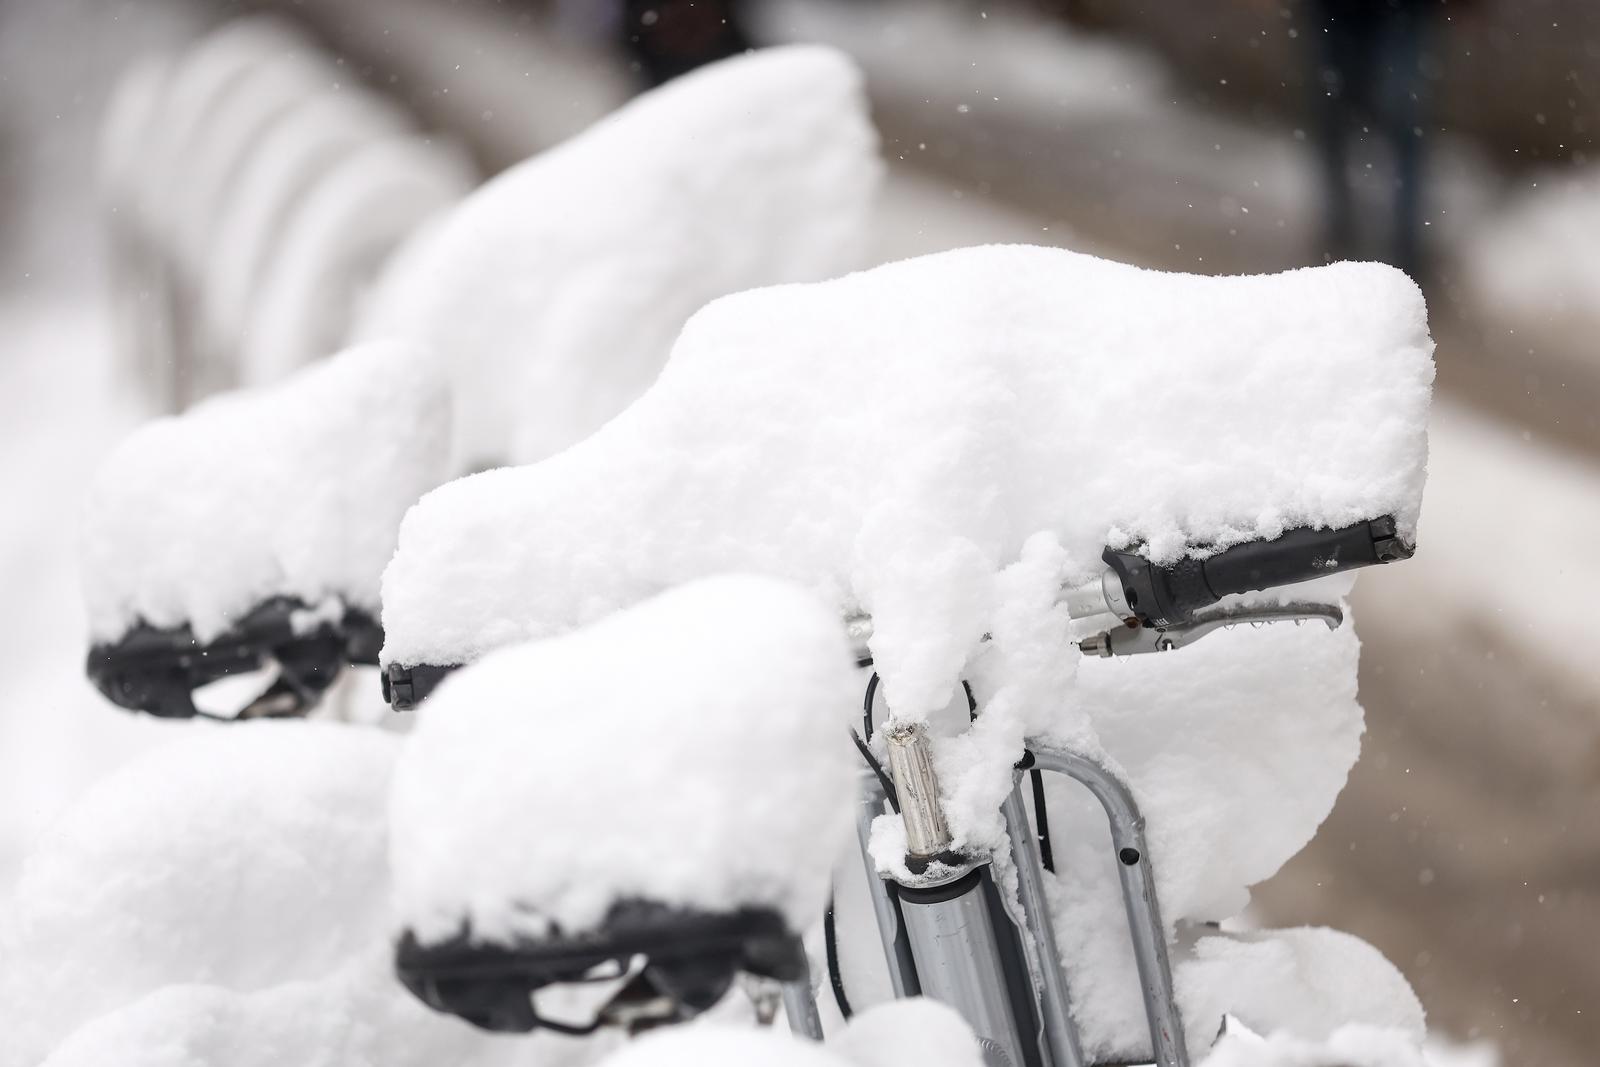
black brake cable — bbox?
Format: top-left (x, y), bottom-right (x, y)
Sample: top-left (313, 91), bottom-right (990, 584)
top-left (850, 726), bottom-right (898, 813)
top-left (1030, 766), bottom-right (1055, 873)
top-left (822, 898), bottom-right (853, 1020)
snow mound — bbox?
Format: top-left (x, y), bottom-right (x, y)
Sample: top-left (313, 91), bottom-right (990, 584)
top-left (592, 1002), bottom-right (984, 1067)
top-left (357, 44), bottom-right (882, 470)
top-left (389, 576), bottom-right (859, 947)
top-left (37, 951), bottom-right (600, 1067)
top-left (0, 722), bottom-right (398, 1067)
top-left (1037, 620), bottom-right (1387, 1056)
top-left (832, 998), bottom-right (986, 1067)
top-left (1200, 1020), bottom-right (1428, 1067)
top-left (594, 1026), bottom-right (846, 1067)
top-left (382, 246), bottom-right (1431, 724)
top-left (1177, 926), bottom-right (1425, 1046)
top-left (82, 339), bottom-right (449, 643)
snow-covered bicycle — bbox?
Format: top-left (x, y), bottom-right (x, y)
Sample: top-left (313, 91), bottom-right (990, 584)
top-left (366, 246), bottom-right (1435, 1065)
top-left (387, 517), bottom-right (1412, 1067)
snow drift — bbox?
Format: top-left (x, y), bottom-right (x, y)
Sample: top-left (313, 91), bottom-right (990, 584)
top-left (0, 723), bottom-right (399, 1067)
top-left (390, 576), bottom-right (860, 946)
top-left (357, 44), bottom-right (883, 470)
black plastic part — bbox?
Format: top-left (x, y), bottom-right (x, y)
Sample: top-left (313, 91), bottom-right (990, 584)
top-left (896, 868), bottom-right (985, 905)
top-left (1103, 515), bottom-right (1413, 629)
top-left (382, 661), bottom-right (462, 710)
top-left (823, 899), bottom-right (853, 1020)
top-left (1029, 769), bottom-right (1055, 874)
top-left (85, 597), bottom-right (381, 720)
top-left (395, 902), bottom-right (806, 1034)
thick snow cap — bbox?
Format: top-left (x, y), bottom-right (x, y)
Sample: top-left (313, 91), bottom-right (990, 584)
top-left (381, 247), bottom-right (1434, 709)
top-left (389, 575), bottom-right (859, 947)
top-left (82, 339), bottom-right (449, 644)
top-left (0, 723), bottom-right (399, 1067)
top-left (357, 44), bottom-right (882, 470)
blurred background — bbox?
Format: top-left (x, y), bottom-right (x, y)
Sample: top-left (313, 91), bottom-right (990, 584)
top-left (0, 1), bottom-right (1593, 1063)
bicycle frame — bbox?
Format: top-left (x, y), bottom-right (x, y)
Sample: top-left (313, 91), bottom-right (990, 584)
top-left (816, 735), bottom-right (1190, 1067)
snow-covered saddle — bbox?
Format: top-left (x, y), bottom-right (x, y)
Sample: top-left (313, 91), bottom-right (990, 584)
top-left (81, 46), bottom-right (882, 719)
top-left (388, 577), bottom-right (858, 1034)
top-left (82, 341), bottom-right (448, 719)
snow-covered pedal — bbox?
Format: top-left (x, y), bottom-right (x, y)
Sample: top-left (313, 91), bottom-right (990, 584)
top-left (81, 340), bottom-right (449, 719)
top-left (1067, 515), bottom-right (1412, 657)
top-left (387, 577), bottom-right (857, 1037)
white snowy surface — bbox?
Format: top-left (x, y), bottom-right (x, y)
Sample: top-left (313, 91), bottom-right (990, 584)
top-left (390, 576), bottom-right (859, 945)
top-left (1037, 620), bottom-right (1412, 1057)
top-left (1200, 1020), bottom-right (1430, 1067)
top-left (35, 950), bottom-right (602, 1067)
top-left (831, 998), bottom-right (986, 1067)
top-left (81, 339), bottom-right (450, 643)
top-left (357, 44), bottom-right (882, 469)
top-left (595, 1026), bottom-right (848, 1067)
top-left (0, 722), bottom-right (399, 1067)
top-left (594, 1000), bottom-right (983, 1067)
top-left (1178, 927), bottom-right (1425, 1048)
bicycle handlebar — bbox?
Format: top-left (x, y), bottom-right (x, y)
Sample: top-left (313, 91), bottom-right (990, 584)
top-left (1075, 516), bottom-right (1412, 630)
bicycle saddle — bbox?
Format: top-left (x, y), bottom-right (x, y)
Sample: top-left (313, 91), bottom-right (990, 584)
top-left (82, 339), bottom-right (449, 719)
top-left (389, 576), bottom-right (857, 1032)
top-left (379, 248), bottom-right (1432, 709)
top-left (396, 903), bottom-right (807, 1034)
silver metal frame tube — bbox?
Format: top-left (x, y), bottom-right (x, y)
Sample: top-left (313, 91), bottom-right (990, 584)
top-left (1002, 785), bottom-right (1085, 1067)
top-left (781, 959), bottom-right (824, 1040)
top-left (856, 774), bottom-right (919, 997)
top-left (1029, 745), bottom-right (1189, 1067)
top-left (898, 867), bottom-right (1032, 1067)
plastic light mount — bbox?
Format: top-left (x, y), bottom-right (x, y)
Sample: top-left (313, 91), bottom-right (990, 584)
top-left (394, 902), bottom-right (807, 1035)
top-left (1102, 515), bottom-right (1412, 631)
top-left (85, 596), bottom-right (381, 719)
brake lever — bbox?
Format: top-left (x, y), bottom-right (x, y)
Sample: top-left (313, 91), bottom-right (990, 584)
top-left (1077, 601), bottom-right (1343, 658)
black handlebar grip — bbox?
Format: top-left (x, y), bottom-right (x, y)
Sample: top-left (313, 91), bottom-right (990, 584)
top-left (1104, 516), bottom-right (1413, 629)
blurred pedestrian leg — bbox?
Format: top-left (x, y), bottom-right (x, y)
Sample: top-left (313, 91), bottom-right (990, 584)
top-left (622, 1), bottom-right (751, 87)
top-left (1307, 0), bottom-right (1431, 279)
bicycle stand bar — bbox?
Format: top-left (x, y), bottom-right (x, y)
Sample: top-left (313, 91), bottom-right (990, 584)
top-left (1027, 744), bottom-right (1189, 1067)
top-left (782, 957), bottom-right (825, 1039)
top-left (1002, 784), bottom-right (1086, 1067)
top-left (857, 772), bottom-right (920, 998)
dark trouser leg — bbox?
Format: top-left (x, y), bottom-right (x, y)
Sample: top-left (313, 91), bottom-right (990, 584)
top-left (1375, 12), bottom-right (1428, 279)
top-left (1308, 3), bottom-right (1372, 263)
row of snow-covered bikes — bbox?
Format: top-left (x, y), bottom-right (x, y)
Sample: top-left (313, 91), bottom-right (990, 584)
top-left (82, 16), bottom-right (1425, 1067)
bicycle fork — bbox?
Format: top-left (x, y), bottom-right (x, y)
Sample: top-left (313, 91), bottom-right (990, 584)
top-left (860, 723), bottom-right (1190, 1067)
top-left (876, 722), bottom-right (1043, 1067)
